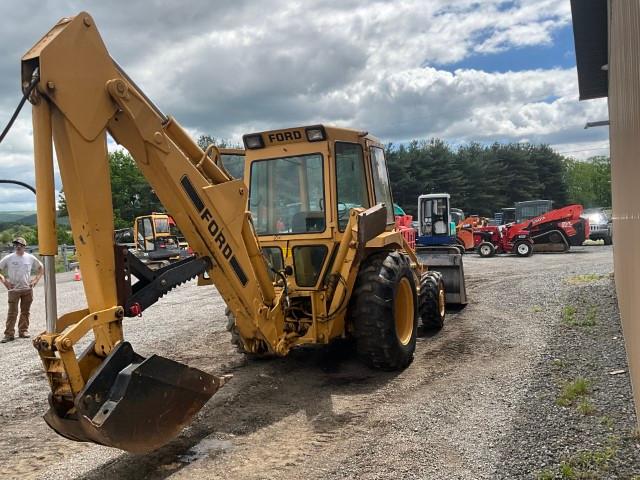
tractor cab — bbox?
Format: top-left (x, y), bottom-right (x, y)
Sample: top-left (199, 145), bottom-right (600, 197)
top-left (416, 193), bottom-right (456, 246)
top-left (133, 213), bottom-right (184, 262)
top-left (450, 207), bottom-right (464, 227)
top-left (242, 125), bottom-right (396, 290)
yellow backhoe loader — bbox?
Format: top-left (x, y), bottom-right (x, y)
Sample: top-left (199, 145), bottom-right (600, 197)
top-left (22, 12), bottom-right (464, 454)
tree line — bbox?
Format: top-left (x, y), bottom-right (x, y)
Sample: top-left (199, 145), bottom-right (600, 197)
top-left (386, 139), bottom-right (611, 218)
top-left (49, 137), bottom-right (611, 236)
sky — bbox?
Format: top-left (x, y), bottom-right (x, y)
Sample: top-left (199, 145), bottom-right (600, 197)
top-left (0, 0), bottom-right (609, 211)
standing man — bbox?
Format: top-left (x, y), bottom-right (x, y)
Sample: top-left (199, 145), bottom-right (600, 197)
top-left (0, 237), bottom-right (43, 342)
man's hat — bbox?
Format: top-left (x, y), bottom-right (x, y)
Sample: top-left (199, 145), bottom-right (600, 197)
top-left (12, 237), bottom-right (27, 246)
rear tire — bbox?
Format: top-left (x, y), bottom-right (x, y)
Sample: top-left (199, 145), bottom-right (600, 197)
top-left (477, 241), bottom-right (496, 258)
top-left (225, 307), bottom-right (246, 353)
top-left (350, 251), bottom-right (418, 370)
top-left (419, 271), bottom-right (446, 330)
top-left (514, 240), bottom-right (533, 257)
top-left (604, 235), bottom-right (613, 246)
top-left (225, 308), bottom-right (271, 357)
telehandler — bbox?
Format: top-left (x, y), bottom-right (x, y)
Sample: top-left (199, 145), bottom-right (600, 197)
top-left (20, 12), bottom-right (464, 453)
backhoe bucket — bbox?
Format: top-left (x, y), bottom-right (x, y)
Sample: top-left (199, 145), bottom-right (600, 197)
top-left (416, 246), bottom-right (468, 306)
top-left (44, 341), bottom-right (224, 453)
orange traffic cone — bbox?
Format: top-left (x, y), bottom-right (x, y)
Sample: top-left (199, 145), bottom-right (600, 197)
top-left (73, 267), bottom-right (82, 281)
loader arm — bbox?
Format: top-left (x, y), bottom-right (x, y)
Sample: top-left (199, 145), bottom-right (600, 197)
top-left (24, 13), bottom-right (283, 452)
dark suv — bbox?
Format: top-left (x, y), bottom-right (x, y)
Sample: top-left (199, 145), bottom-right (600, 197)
top-left (581, 207), bottom-right (613, 245)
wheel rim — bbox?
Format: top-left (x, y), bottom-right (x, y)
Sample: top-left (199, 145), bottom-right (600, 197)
top-left (480, 245), bottom-right (491, 256)
top-left (438, 283), bottom-right (446, 318)
top-left (394, 277), bottom-right (414, 345)
top-left (517, 243), bottom-right (529, 255)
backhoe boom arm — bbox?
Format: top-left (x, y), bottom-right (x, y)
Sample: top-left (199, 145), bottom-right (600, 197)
top-left (24, 12), bottom-right (281, 452)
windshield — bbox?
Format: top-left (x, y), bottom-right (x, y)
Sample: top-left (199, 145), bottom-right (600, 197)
top-left (421, 198), bottom-right (448, 235)
top-left (249, 153), bottom-right (325, 235)
top-left (154, 218), bottom-right (170, 234)
top-left (450, 209), bottom-right (464, 225)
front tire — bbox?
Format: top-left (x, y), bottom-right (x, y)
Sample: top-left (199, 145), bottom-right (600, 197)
top-left (350, 251), bottom-right (418, 370)
top-left (477, 241), bottom-right (496, 258)
top-left (514, 240), bottom-right (533, 257)
top-left (419, 271), bottom-right (446, 330)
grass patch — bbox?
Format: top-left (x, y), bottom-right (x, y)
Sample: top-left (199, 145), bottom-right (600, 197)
top-left (536, 440), bottom-right (618, 479)
top-left (556, 377), bottom-right (590, 407)
top-left (566, 273), bottom-right (606, 285)
top-left (561, 305), bottom-right (597, 328)
top-left (537, 470), bottom-right (554, 480)
top-left (532, 305), bottom-right (543, 313)
top-left (583, 306), bottom-right (597, 327)
top-left (600, 416), bottom-right (614, 429)
top-left (562, 305), bottom-right (577, 324)
top-left (577, 399), bottom-right (595, 415)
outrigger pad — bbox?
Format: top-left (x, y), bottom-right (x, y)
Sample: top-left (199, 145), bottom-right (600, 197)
top-left (44, 341), bottom-right (220, 454)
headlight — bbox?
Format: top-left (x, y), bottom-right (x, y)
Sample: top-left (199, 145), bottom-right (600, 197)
top-left (243, 134), bottom-right (264, 149)
top-left (588, 213), bottom-right (604, 224)
top-left (305, 126), bottom-right (326, 142)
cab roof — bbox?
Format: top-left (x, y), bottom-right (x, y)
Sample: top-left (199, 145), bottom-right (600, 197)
top-left (242, 124), bottom-right (382, 150)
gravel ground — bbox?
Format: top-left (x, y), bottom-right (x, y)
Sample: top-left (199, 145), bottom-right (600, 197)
top-left (0, 245), bottom-right (637, 479)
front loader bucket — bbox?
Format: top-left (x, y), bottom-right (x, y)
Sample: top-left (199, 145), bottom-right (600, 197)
top-left (44, 341), bottom-right (225, 453)
top-left (416, 246), bottom-right (468, 306)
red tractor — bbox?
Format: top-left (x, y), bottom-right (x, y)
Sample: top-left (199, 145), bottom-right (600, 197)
top-left (474, 224), bottom-right (534, 257)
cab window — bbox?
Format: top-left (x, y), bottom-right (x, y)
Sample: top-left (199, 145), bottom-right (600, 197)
top-left (369, 147), bottom-right (395, 224)
top-left (335, 142), bottom-right (369, 231)
top-left (154, 218), bottom-right (170, 234)
top-left (137, 217), bottom-right (155, 250)
top-left (249, 154), bottom-right (325, 235)
top-left (221, 153), bottom-right (245, 180)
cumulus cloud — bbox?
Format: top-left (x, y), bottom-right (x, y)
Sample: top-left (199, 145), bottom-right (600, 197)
top-left (0, 0), bottom-right (608, 209)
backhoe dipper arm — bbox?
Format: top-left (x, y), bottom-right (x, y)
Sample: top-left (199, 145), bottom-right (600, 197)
top-left (23, 13), bottom-right (282, 453)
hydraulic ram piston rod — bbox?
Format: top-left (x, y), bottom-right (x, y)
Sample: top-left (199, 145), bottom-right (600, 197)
top-left (32, 95), bottom-right (58, 333)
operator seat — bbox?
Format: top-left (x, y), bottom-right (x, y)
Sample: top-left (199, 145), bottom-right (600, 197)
top-left (434, 219), bottom-right (447, 234)
top-left (291, 211), bottom-right (325, 232)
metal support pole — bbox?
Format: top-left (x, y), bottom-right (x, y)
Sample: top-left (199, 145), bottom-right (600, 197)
top-left (62, 244), bottom-right (69, 272)
top-left (43, 256), bottom-right (57, 333)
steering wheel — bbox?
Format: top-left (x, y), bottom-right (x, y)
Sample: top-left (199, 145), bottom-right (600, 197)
top-left (337, 202), bottom-right (349, 219)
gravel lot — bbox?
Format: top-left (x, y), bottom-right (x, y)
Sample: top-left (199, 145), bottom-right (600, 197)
top-left (0, 245), bottom-right (637, 479)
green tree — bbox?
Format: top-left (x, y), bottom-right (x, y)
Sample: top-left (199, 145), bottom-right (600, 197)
top-left (57, 191), bottom-right (68, 217)
top-left (386, 138), bottom-right (571, 218)
top-left (564, 156), bottom-right (611, 207)
top-left (197, 134), bottom-right (239, 150)
top-left (108, 150), bottom-right (163, 228)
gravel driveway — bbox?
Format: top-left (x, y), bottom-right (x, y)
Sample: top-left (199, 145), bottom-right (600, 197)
top-left (0, 245), bottom-right (636, 479)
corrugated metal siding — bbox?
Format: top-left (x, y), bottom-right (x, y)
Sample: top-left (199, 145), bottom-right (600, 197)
top-left (608, 0), bottom-right (640, 423)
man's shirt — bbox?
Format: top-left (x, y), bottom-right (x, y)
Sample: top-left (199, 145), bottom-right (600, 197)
top-left (0, 252), bottom-right (43, 291)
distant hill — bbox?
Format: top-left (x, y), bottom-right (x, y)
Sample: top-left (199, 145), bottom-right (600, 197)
top-left (0, 211), bottom-right (36, 224)
top-left (16, 213), bottom-right (37, 226)
top-left (0, 211), bottom-right (70, 228)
